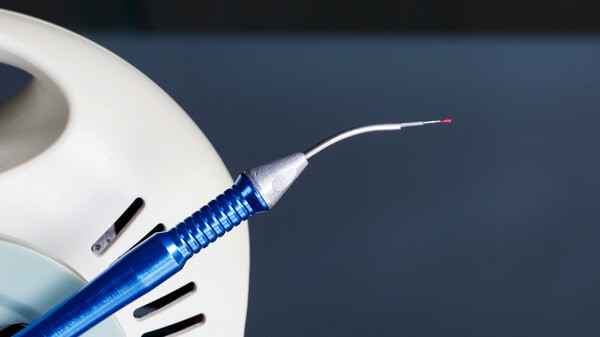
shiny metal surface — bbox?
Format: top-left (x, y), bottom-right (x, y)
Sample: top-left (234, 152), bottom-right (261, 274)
top-left (304, 120), bottom-right (445, 159)
top-left (244, 152), bottom-right (308, 208)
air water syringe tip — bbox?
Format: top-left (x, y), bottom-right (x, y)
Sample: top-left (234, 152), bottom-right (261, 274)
top-left (250, 118), bottom-right (453, 208)
top-left (12, 114), bottom-right (454, 337)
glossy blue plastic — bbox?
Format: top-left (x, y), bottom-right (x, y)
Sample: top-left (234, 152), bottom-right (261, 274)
top-left (13, 173), bottom-right (268, 337)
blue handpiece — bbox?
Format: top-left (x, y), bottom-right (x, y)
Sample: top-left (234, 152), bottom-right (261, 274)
top-left (12, 120), bottom-right (448, 337)
top-left (13, 174), bottom-right (269, 337)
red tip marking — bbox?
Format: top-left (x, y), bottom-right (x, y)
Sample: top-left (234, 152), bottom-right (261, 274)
top-left (441, 119), bottom-right (452, 123)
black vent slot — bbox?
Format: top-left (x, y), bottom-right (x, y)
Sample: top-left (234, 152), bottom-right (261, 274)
top-left (128, 223), bottom-right (166, 252)
top-left (141, 313), bottom-right (205, 337)
top-left (0, 323), bottom-right (27, 337)
top-left (134, 282), bottom-right (196, 319)
top-left (92, 197), bottom-right (144, 255)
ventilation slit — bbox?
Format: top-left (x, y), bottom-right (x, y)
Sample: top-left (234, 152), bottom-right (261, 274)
top-left (0, 323), bottom-right (27, 337)
top-left (134, 282), bottom-right (196, 319)
top-left (128, 223), bottom-right (166, 252)
top-left (91, 197), bottom-right (144, 255)
top-left (141, 313), bottom-right (205, 337)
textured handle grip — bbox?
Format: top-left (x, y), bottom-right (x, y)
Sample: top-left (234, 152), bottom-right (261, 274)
top-left (172, 173), bottom-right (269, 255)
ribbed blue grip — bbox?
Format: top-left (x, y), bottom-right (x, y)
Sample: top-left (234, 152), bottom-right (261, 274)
top-left (13, 173), bottom-right (268, 337)
top-left (172, 173), bottom-right (269, 256)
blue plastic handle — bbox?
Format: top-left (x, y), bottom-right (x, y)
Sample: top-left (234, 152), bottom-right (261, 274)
top-left (13, 173), bottom-right (268, 337)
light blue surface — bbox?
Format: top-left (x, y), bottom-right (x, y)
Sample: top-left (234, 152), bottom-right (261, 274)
top-left (0, 237), bottom-right (125, 337)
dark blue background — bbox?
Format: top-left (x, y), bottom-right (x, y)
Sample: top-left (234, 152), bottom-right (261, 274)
top-left (3, 35), bottom-right (600, 336)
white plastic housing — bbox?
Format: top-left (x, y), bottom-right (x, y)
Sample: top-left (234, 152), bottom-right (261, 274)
top-left (0, 9), bottom-right (249, 337)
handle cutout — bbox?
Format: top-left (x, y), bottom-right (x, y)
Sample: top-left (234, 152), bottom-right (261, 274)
top-left (0, 63), bottom-right (30, 102)
top-left (0, 62), bottom-right (68, 173)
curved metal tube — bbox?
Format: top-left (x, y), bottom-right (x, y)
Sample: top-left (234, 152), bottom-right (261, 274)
top-left (304, 120), bottom-right (444, 159)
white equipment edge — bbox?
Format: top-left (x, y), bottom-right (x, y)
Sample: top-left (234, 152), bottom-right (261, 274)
top-left (0, 9), bottom-right (250, 337)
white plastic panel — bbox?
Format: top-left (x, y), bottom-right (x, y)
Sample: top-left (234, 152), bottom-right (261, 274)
top-left (0, 9), bottom-right (249, 337)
